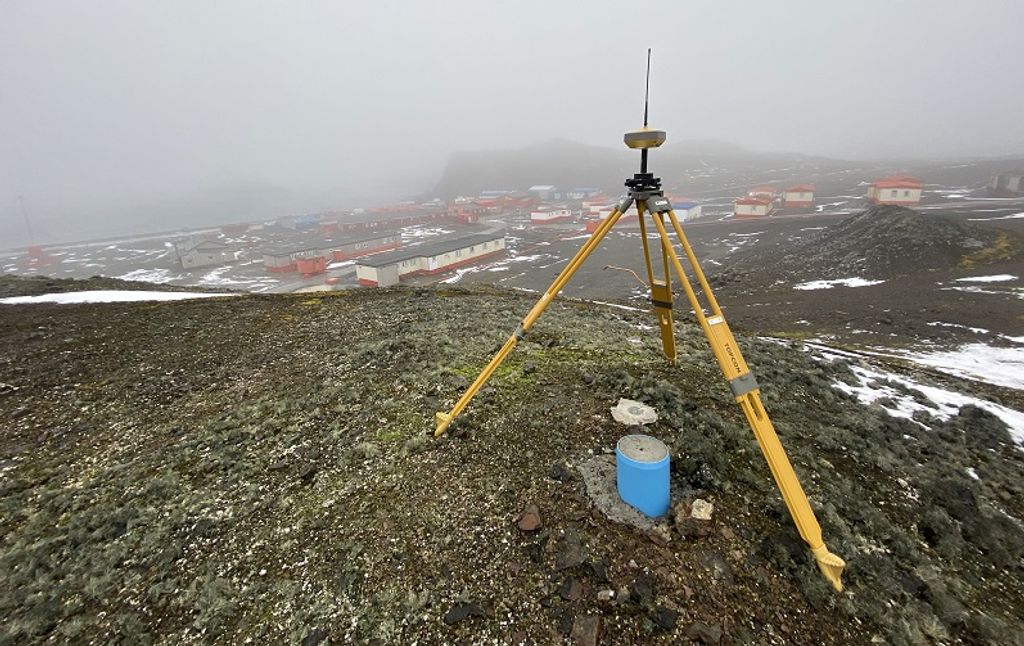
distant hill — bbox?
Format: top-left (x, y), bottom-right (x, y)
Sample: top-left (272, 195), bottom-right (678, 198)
top-left (432, 138), bottom-right (838, 198)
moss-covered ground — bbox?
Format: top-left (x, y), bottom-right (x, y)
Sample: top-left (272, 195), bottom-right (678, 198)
top-left (1, 280), bottom-right (1023, 644)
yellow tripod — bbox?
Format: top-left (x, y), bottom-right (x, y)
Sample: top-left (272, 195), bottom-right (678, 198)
top-left (434, 53), bottom-right (845, 592)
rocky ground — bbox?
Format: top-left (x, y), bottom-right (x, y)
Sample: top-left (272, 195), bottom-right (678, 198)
top-left (705, 207), bottom-right (1024, 407)
top-left (2, 279), bottom-right (1024, 644)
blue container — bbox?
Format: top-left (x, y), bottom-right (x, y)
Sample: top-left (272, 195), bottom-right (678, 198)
top-left (616, 434), bottom-right (670, 517)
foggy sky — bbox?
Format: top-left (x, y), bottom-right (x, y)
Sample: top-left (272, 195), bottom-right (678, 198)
top-left (2, 0), bottom-right (1024, 245)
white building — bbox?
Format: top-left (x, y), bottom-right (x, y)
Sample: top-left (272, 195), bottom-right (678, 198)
top-left (675, 201), bottom-right (702, 222)
top-left (356, 233), bottom-right (506, 287)
top-left (734, 196), bottom-right (774, 218)
top-left (782, 185), bottom-right (815, 208)
top-left (530, 208), bottom-right (573, 224)
top-left (175, 239), bottom-right (234, 269)
top-left (989, 172), bottom-right (1024, 197)
top-left (527, 185), bottom-right (559, 201)
top-left (867, 176), bottom-right (923, 205)
top-left (594, 201), bottom-right (700, 222)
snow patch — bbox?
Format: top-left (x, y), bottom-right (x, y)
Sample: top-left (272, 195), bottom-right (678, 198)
top-left (969, 212), bottom-right (1024, 221)
top-left (891, 343), bottom-right (1024, 390)
top-left (1, 291), bottom-right (234, 305)
top-left (953, 274), bottom-right (1017, 283)
top-left (794, 277), bottom-right (885, 290)
top-left (807, 345), bottom-right (1024, 446)
top-left (941, 286), bottom-right (1024, 299)
top-left (118, 268), bottom-right (182, 284)
top-left (927, 321), bottom-right (989, 335)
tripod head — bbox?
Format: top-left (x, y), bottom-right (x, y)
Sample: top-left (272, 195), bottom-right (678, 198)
top-left (624, 49), bottom-right (665, 198)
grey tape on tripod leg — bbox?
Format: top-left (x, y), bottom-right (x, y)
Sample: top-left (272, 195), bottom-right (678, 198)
top-left (617, 196), bottom-right (633, 213)
top-left (514, 325), bottom-right (526, 340)
top-left (729, 373), bottom-right (759, 397)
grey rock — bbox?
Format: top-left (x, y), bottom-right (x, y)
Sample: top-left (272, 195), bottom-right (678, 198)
top-left (589, 559), bottom-right (609, 583)
top-left (652, 605), bottom-right (678, 630)
top-left (443, 602), bottom-right (485, 625)
top-left (298, 463), bottom-right (318, 483)
top-left (268, 458), bottom-right (289, 471)
top-left (558, 576), bottom-right (583, 601)
top-left (570, 615), bottom-right (602, 646)
top-left (630, 572), bottom-right (654, 605)
top-left (555, 528), bottom-right (588, 570)
top-left (550, 461), bottom-right (574, 482)
top-left (301, 628), bottom-right (328, 646)
top-left (686, 621), bottom-right (722, 643)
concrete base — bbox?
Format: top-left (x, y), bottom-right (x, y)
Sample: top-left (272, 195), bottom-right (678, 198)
top-left (578, 455), bottom-right (658, 532)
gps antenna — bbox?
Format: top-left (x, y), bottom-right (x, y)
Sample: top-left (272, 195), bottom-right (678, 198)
top-left (643, 47), bottom-right (651, 127)
top-left (623, 49), bottom-right (666, 177)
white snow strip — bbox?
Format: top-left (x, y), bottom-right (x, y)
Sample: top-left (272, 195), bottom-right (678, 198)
top-left (969, 212), bottom-right (1024, 221)
top-left (890, 343), bottom-right (1024, 390)
top-left (941, 286), bottom-right (1024, 299)
top-left (118, 268), bottom-right (183, 284)
top-left (953, 274), bottom-right (1017, 283)
top-left (794, 277), bottom-right (885, 290)
top-left (1, 291), bottom-right (234, 305)
top-left (440, 266), bottom-right (486, 284)
top-left (927, 321), bottom-right (990, 335)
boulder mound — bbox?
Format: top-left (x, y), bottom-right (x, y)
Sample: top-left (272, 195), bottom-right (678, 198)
top-left (714, 205), bottom-right (1014, 286)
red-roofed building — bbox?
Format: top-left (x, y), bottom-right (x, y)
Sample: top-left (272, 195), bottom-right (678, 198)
top-left (748, 186), bottom-right (776, 199)
top-left (450, 199), bottom-right (485, 224)
top-left (782, 184), bottom-right (815, 208)
top-left (735, 196), bottom-right (774, 218)
top-left (867, 176), bottom-right (923, 205)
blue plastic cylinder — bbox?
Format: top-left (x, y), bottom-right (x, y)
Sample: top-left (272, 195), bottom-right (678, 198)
top-left (616, 434), bottom-right (670, 518)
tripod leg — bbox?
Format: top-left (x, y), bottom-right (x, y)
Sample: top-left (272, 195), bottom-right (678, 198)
top-left (649, 209), bottom-right (845, 593)
top-left (434, 200), bottom-right (630, 437)
top-left (636, 202), bottom-right (677, 363)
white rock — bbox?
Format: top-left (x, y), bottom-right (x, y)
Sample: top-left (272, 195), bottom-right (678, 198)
top-left (610, 398), bottom-right (658, 425)
top-left (690, 498), bottom-right (714, 521)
